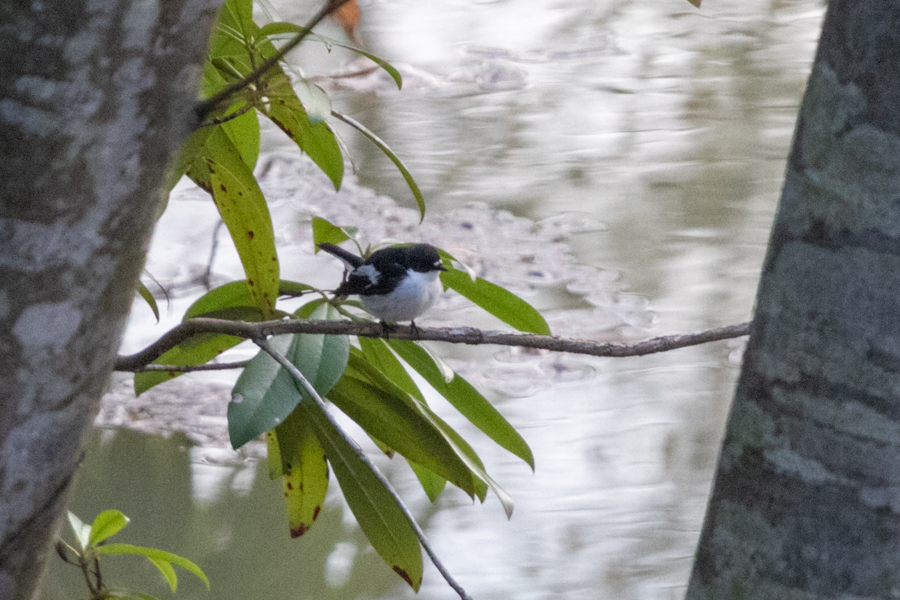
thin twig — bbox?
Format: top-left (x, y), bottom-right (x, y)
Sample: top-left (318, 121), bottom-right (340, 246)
top-left (195, 0), bottom-right (354, 121)
top-left (255, 337), bottom-right (473, 600)
top-left (114, 319), bottom-right (750, 372)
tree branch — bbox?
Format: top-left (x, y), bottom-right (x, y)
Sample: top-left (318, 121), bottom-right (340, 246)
top-left (195, 0), bottom-right (353, 121)
top-left (115, 319), bottom-right (751, 372)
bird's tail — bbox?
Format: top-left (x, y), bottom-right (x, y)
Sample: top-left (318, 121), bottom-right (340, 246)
top-left (317, 242), bottom-right (365, 268)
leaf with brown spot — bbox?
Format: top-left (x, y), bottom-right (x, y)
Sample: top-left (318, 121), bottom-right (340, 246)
top-left (275, 406), bottom-right (329, 538)
top-left (185, 126), bottom-right (279, 317)
top-left (299, 398), bottom-right (423, 590)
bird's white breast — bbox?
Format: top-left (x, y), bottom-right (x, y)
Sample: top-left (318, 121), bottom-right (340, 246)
top-left (361, 269), bottom-right (442, 322)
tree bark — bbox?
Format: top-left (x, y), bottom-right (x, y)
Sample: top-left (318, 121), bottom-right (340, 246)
top-left (0, 1), bottom-right (220, 598)
top-left (686, 1), bottom-right (900, 598)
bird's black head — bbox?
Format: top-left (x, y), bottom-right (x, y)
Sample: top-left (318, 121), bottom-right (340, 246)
top-left (405, 244), bottom-right (447, 273)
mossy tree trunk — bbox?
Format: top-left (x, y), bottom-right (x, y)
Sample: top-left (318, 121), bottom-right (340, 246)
top-left (0, 1), bottom-right (220, 598)
top-left (687, 1), bottom-right (900, 598)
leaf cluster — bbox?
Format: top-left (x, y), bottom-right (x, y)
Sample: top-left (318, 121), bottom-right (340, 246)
top-left (58, 510), bottom-right (209, 600)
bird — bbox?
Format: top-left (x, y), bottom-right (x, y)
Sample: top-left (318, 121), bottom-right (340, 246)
top-left (317, 242), bottom-right (447, 326)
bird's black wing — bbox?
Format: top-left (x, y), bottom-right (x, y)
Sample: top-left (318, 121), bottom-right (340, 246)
top-left (335, 250), bottom-right (408, 296)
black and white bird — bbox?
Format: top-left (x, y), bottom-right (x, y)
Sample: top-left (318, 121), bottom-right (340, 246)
top-left (318, 242), bottom-right (447, 325)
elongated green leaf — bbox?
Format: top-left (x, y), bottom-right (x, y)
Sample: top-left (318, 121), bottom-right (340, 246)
top-left (407, 459), bottom-right (447, 502)
top-left (297, 400), bottom-right (423, 590)
top-left (148, 558), bottom-right (178, 592)
top-left (423, 407), bottom-right (515, 516)
top-left (185, 126), bottom-right (280, 317)
top-left (274, 408), bottom-right (329, 537)
top-left (229, 336), bottom-right (299, 448)
top-left (440, 267), bottom-right (550, 335)
top-left (221, 107), bottom-right (260, 170)
top-left (346, 347), bottom-right (505, 503)
top-left (136, 282), bottom-right (159, 323)
top-left (89, 510), bottom-right (130, 546)
top-left (331, 111), bottom-right (425, 220)
top-left (261, 72), bottom-right (344, 190)
top-left (228, 304), bottom-right (348, 448)
top-left (257, 23), bottom-right (403, 89)
top-left (97, 544), bottom-right (210, 590)
top-left (327, 373), bottom-right (476, 497)
top-left (185, 280), bottom-right (254, 318)
top-left (359, 338), bottom-right (424, 401)
top-left (311, 216), bottom-right (354, 251)
top-left (67, 511), bottom-right (91, 551)
top-left (389, 340), bottom-right (535, 470)
top-left (266, 429), bottom-right (283, 480)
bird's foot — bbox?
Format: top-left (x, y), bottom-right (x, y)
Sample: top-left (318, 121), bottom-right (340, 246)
top-left (379, 320), bottom-right (396, 339)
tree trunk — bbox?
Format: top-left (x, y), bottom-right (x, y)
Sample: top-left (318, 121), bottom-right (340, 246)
top-left (0, 1), bottom-right (220, 598)
top-left (686, 1), bottom-right (900, 598)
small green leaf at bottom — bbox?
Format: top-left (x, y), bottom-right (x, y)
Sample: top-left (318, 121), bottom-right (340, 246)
top-left (97, 543), bottom-right (210, 590)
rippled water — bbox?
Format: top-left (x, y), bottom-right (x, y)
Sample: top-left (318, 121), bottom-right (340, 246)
top-left (39, 1), bottom-right (824, 599)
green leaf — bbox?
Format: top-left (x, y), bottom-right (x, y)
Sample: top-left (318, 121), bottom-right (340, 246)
top-left (266, 429), bottom-right (283, 480)
top-left (260, 74), bottom-right (344, 190)
top-left (297, 399), bottom-right (423, 590)
top-left (228, 304), bottom-right (348, 448)
top-left (221, 108), bottom-right (260, 170)
top-left (423, 408), bottom-right (515, 517)
top-left (185, 280), bottom-right (254, 318)
top-left (331, 111), bottom-right (425, 220)
top-left (390, 340), bottom-right (535, 470)
top-left (184, 126), bottom-right (280, 317)
top-left (326, 373), bottom-right (476, 497)
top-left (97, 543), bottom-right (210, 590)
top-left (229, 336), bottom-right (302, 448)
top-left (67, 511), bottom-right (91, 551)
top-left (407, 459), bottom-right (447, 502)
top-left (136, 282), bottom-right (160, 323)
top-left (311, 216), bottom-right (354, 251)
top-left (274, 407), bottom-right (330, 537)
top-left (295, 297), bottom-right (330, 318)
top-left (148, 557), bottom-right (178, 592)
top-left (358, 337), bottom-right (424, 401)
top-left (440, 267), bottom-right (550, 335)
top-left (89, 510), bottom-right (130, 546)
